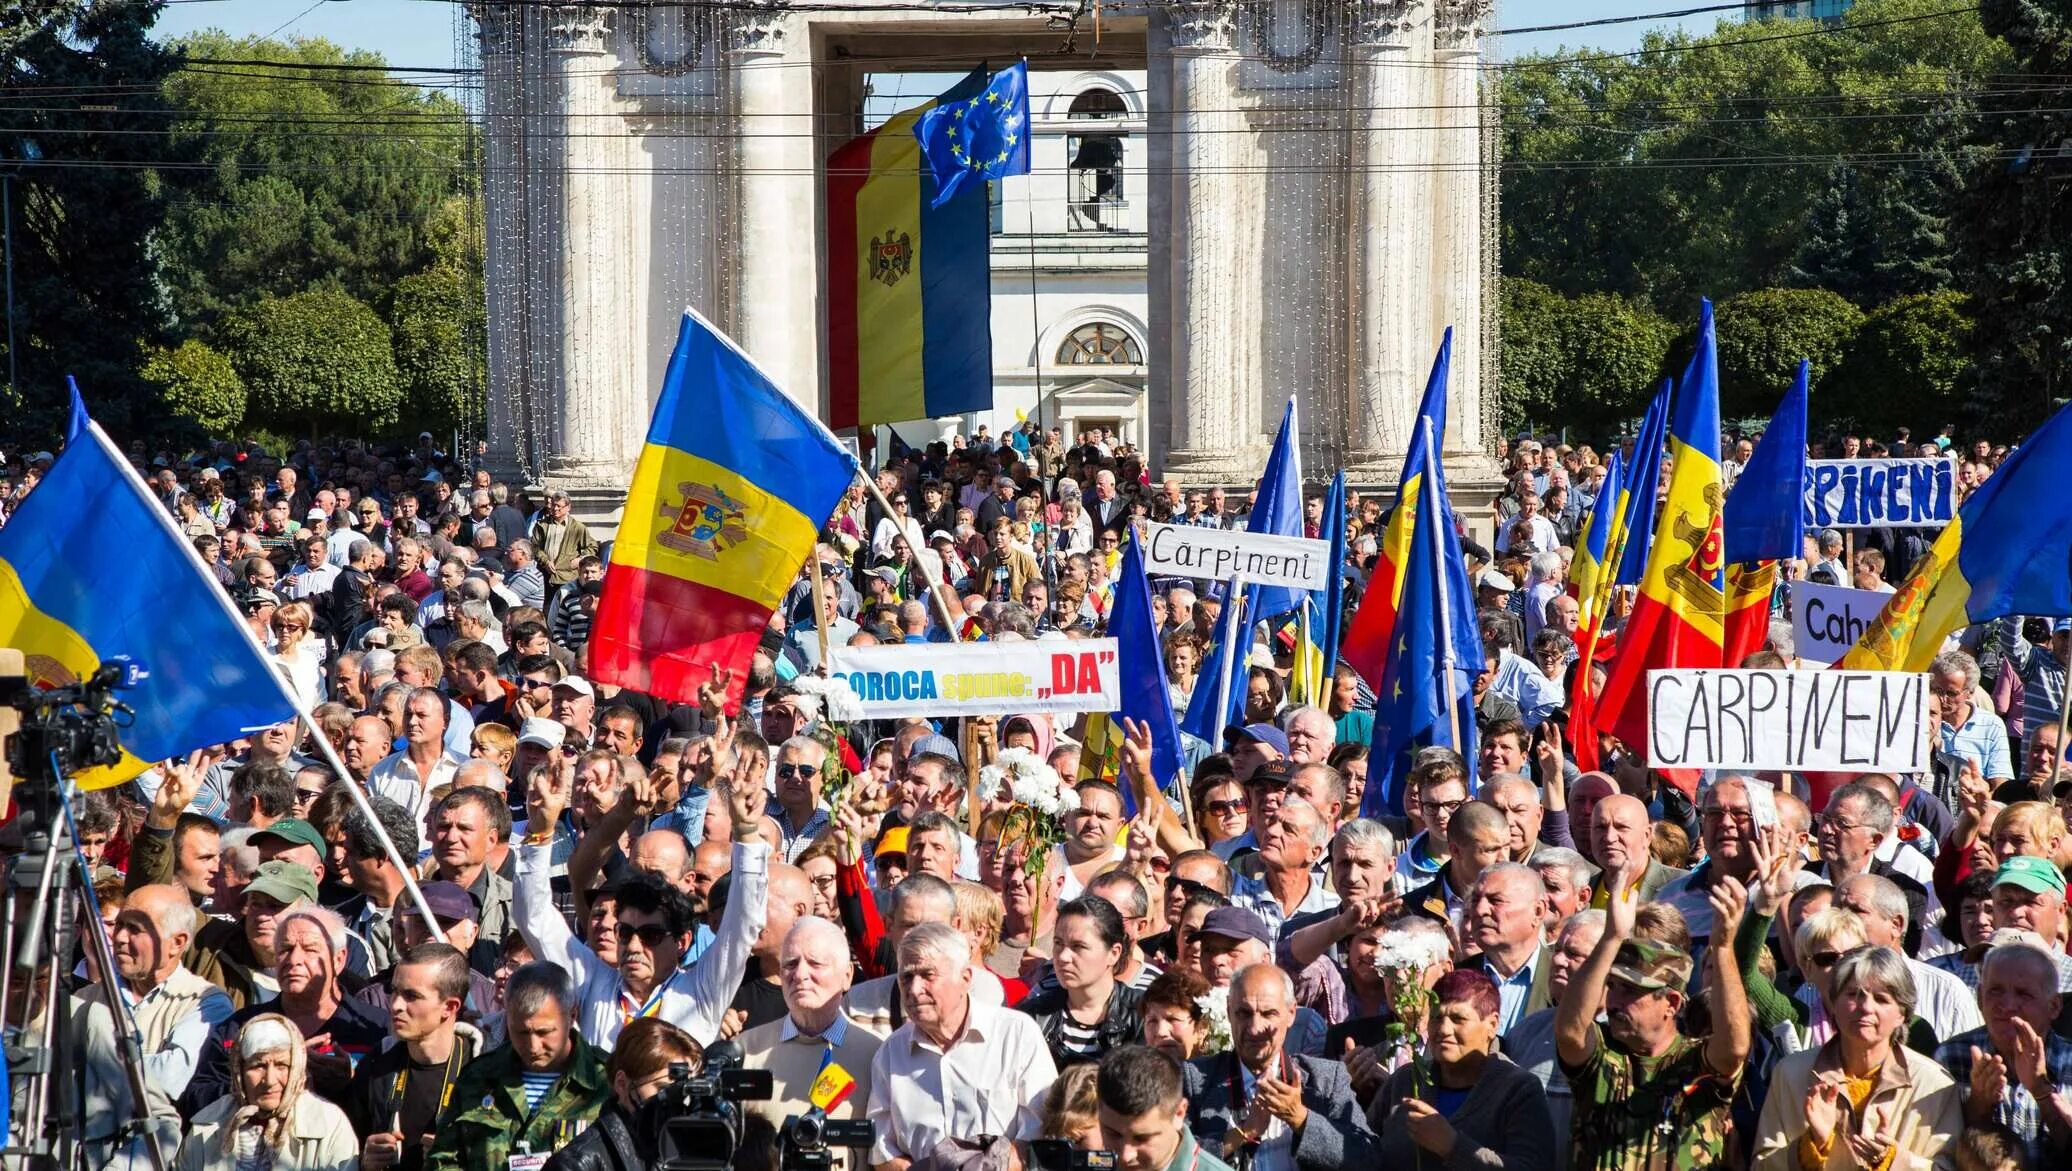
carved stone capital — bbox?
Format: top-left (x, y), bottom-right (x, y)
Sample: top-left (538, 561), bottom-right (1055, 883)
top-left (1167, 0), bottom-right (1237, 52)
top-left (1348, 0), bottom-right (1422, 48)
top-left (726, 1), bottom-right (792, 55)
top-left (1434, 0), bottom-right (1492, 51)
top-left (467, 1), bottom-right (523, 57)
top-left (543, 3), bottom-right (612, 55)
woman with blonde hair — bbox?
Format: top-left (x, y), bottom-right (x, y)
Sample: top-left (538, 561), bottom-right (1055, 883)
top-left (269, 599), bottom-right (326, 708)
top-left (177, 1014), bottom-right (358, 1171)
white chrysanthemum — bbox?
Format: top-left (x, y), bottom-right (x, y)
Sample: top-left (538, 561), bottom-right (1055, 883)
top-left (794, 673), bottom-right (865, 723)
top-left (1195, 986), bottom-right (1232, 1054)
top-left (1054, 786), bottom-right (1081, 813)
top-left (1372, 927), bottom-right (1452, 977)
top-left (977, 765), bottom-right (1005, 803)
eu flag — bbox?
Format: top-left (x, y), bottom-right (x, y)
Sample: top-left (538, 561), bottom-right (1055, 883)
top-left (915, 61), bottom-right (1032, 210)
top-left (1109, 528), bottom-right (1184, 812)
top-left (1364, 420), bottom-right (1480, 818)
top-left (1615, 380), bottom-right (1673, 587)
top-left (1181, 581), bottom-right (1250, 744)
top-left (1320, 470), bottom-right (1349, 676)
top-left (0, 385), bottom-right (301, 789)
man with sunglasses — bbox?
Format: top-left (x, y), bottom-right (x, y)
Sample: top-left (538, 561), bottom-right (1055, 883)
top-left (770, 736), bottom-right (833, 865)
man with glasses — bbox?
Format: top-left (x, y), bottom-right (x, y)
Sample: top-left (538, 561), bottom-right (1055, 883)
top-left (1815, 782), bottom-right (1930, 953)
top-left (1932, 650), bottom-right (2016, 807)
top-left (770, 735), bottom-right (832, 864)
top-left (1656, 776), bottom-right (1767, 944)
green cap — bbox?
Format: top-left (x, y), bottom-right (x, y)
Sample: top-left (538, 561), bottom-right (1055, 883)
top-left (244, 859), bottom-right (318, 907)
top-left (1993, 855), bottom-right (2066, 897)
top-left (253, 817), bottom-right (325, 856)
top-left (1606, 938), bottom-right (1693, 992)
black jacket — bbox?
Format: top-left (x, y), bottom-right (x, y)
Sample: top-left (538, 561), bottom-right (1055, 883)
top-left (543, 1103), bottom-right (646, 1171)
top-left (1016, 981), bottom-right (1143, 1069)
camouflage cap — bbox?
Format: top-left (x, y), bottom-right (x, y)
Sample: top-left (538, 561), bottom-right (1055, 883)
top-left (1606, 938), bottom-right (1693, 992)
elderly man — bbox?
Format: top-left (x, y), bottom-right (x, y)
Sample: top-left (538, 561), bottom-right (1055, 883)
top-left (1180, 964), bottom-right (1376, 1171)
top-left (334, 793), bottom-right (422, 972)
top-left (78, 883), bottom-right (236, 1170)
top-left (865, 923), bottom-right (1058, 1169)
top-left (1191, 907), bottom-right (1327, 1056)
top-left (848, 874), bottom-right (1010, 1030)
top-left (1483, 773), bottom-right (1555, 864)
top-left (426, 786), bottom-right (514, 963)
top-left (1834, 872), bottom-right (1983, 1042)
top-left (1230, 797), bottom-right (1339, 940)
top-left (426, 963), bottom-right (609, 1171)
top-left (1654, 776), bottom-right (1765, 943)
top-left (529, 490), bottom-right (599, 587)
top-left (1816, 782), bottom-right (1931, 952)
top-left (1935, 936), bottom-right (2072, 1164)
top-left (370, 687), bottom-right (466, 822)
top-left (1285, 762), bottom-right (1346, 830)
top-left (1933, 649), bottom-right (2016, 796)
top-left (1591, 794), bottom-right (1686, 903)
top-left (738, 917), bottom-right (883, 1121)
top-left (1555, 858), bottom-right (1749, 1170)
top-left (1529, 848), bottom-right (1596, 926)
top-left (1464, 862), bottom-right (1555, 1034)
top-left (771, 735), bottom-right (833, 864)
top-left (516, 753), bottom-right (768, 1045)
top-left (1282, 707), bottom-right (1336, 766)
top-left (1281, 820), bottom-right (1397, 969)
top-left (1990, 857), bottom-right (2072, 991)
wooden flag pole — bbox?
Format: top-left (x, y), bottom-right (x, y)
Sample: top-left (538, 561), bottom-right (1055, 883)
top-left (808, 552), bottom-right (832, 670)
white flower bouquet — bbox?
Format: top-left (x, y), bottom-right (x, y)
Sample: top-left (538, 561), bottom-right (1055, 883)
top-left (1194, 985), bottom-right (1232, 1056)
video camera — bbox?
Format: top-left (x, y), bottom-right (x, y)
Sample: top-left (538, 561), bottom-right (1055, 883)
top-left (1029, 1141), bottom-right (1118, 1171)
top-left (652, 1048), bottom-right (774, 1171)
top-left (775, 1107), bottom-right (873, 1171)
top-left (0, 651), bottom-right (143, 787)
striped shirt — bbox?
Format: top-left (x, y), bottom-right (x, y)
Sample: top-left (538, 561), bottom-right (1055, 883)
top-left (519, 1070), bottom-right (559, 1113)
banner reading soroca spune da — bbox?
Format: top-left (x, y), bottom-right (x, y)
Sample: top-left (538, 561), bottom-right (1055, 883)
top-left (826, 638), bottom-right (1121, 718)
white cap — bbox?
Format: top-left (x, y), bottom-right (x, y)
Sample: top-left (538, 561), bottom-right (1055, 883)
top-left (517, 717), bottom-right (565, 749)
top-left (552, 676), bottom-right (594, 698)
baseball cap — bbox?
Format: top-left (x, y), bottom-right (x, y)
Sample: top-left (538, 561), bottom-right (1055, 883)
top-left (244, 859), bottom-right (319, 907)
top-left (1477, 570), bottom-right (1517, 593)
top-left (909, 733), bottom-right (960, 760)
top-left (875, 826), bottom-right (910, 860)
top-left (417, 880), bottom-right (479, 924)
top-left (252, 818), bottom-right (326, 856)
top-left (1222, 723), bottom-right (1290, 757)
top-left (869, 567), bottom-right (900, 586)
top-left (1193, 906), bottom-right (1273, 949)
top-left (1994, 855), bottom-right (2066, 897)
top-left (518, 717), bottom-right (566, 750)
top-left (553, 676), bottom-right (595, 698)
top-left (241, 588), bottom-right (281, 612)
top-left (305, 508), bottom-right (327, 522)
top-left (1606, 938), bottom-right (1694, 992)
top-left (928, 530), bottom-right (956, 545)
top-left (1247, 759), bottom-right (1296, 789)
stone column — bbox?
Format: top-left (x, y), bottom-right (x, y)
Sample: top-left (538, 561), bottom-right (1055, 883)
top-left (726, 3), bottom-right (818, 412)
top-left (471, 2), bottom-right (529, 477)
top-left (542, 4), bottom-right (640, 484)
top-left (1345, 0), bottom-right (1424, 480)
top-left (1161, 0), bottom-right (1258, 484)
top-left (1431, 0), bottom-right (1491, 459)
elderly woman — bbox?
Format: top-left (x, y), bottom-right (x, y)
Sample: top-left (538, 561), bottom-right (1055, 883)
top-left (1369, 969), bottom-right (1555, 1171)
top-left (270, 600), bottom-right (326, 708)
top-left (177, 1014), bottom-right (358, 1171)
top-left (1139, 966), bottom-right (1212, 1061)
top-left (1753, 947), bottom-right (1962, 1171)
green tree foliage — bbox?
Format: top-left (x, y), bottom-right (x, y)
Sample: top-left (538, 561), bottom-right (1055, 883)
top-left (1835, 291), bottom-right (1975, 435)
top-left (139, 338), bottom-right (245, 431)
top-left (1710, 288), bottom-right (1864, 419)
top-left (223, 289), bottom-right (400, 434)
top-left (389, 260), bottom-right (485, 435)
top-left (1, 1), bottom-right (179, 435)
top-left (1499, 278), bottom-right (1676, 435)
top-left (156, 33), bottom-right (472, 334)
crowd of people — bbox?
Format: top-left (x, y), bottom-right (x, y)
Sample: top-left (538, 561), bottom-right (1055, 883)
top-left (9, 415), bottom-right (2071, 1171)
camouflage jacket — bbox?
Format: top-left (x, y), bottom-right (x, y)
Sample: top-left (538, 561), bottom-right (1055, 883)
top-left (425, 1037), bottom-right (610, 1171)
top-left (1562, 1029), bottom-right (1741, 1171)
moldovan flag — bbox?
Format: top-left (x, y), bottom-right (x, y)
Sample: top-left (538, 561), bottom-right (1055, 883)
top-left (808, 1060), bottom-right (858, 1114)
top-left (1839, 397), bottom-right (2072, 672)
top-left (592, 310), bottom-right (857, 713)
top-left (1720, 358), bottom-right (1808, 666)
top-left (1340, 328), bottom-right (1453, 688)
top-left (1594, 300), bottom-right (1728, 794)
top-left (827, 69), bottom-right (994, 430)
top-left (0, 382), bottom-right (300, 789)
top-left (1568, 451), bottom-right (1625, 628)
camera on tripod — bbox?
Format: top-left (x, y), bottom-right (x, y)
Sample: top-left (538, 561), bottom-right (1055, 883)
top-left (1029, 1140), bottom-right (1118, 1171)
top-left (653, 1056), bottom-right (774, 1171)
top-left (0, 651), bottom-right (143, 787)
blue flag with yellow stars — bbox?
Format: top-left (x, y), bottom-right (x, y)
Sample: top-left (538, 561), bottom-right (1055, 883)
top-left (914, 61), bottom-right (1031, 210)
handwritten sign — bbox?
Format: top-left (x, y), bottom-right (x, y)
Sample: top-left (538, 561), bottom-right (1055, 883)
top-left (1803, 458), bottom-right (1955, 529)
top-left (827, 638), bottom-right (1122, 718)
top-left (1647, 668), bottom-right (1930, 773)
top-left (1789, 581), bottom-right (1896, 665)
top-left (1141, 523), bottom-right (1331, 590)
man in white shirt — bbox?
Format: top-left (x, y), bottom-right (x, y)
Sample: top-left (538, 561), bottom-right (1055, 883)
top-left (368, 687), bottom-right (466, 823)
top-left (513, 753), bottom-right (767, 1047)
top-left (866, 923), bottom-right (1057, 1168)
top-left (1835, 872), bottom-right (1982, 1042)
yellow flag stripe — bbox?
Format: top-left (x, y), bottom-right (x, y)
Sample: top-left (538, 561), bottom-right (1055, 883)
top-left (617, 444), bottom-right (819, 609)
top-left (855, 109), bottom-right (929, 425)
top-left (0, 559), bottom-right (155, 788)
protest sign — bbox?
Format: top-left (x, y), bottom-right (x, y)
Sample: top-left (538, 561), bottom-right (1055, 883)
top-left (1803, 458), bottom-right (1955, 529)
top-left (1789, 580), bottom-right (1896, 665)
top-left (1646, 668), bottom-right (1930, 773)
top-left (1141, 522), bottom-right (1331, 590)
top-left (828, 638), bottom-right (1122, 718)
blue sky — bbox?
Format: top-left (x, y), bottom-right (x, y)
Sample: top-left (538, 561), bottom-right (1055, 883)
top-left (152, 0), bottom-right (1732, 73)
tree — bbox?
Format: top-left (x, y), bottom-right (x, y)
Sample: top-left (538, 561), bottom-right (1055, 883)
top-left (223, 289), bottom-right (400, 435)
top-left (389, 262), bottom-right (484, 435)
top-left (1835, 291), bottom-right (1976, 435)
top-left (1497, 278), bottom-right (1674, 435)
top-left (139, 339), bottom-right (246, 432)
top-left (1710, 288), bottom-right (1864, 420)
top-left (1498, 278), bottom-right (1571, 434)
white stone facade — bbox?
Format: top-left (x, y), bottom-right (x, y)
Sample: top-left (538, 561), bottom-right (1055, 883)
top-left (471, 0), bottom-right (1500, 525)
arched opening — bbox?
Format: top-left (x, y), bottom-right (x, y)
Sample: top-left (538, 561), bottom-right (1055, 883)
top-left (1057, 322), bottom-right (1144, 367)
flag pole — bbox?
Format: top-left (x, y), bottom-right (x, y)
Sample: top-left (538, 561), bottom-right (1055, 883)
top-left (1214, 573), bottom-right (1249, 735)
top-left (808, 552), bottom-right (832, 669)
top-left (857, 468), bottom-right (964, 638)
top-left (1424, 418), bottom-right (1465, 757)
top-left (2056, 550), bottom-right (2072, 788)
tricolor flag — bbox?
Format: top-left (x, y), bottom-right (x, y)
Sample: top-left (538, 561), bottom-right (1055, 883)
top-left (1340, 329), bottom-right (1453, 688)
top-left (0, 382), bottom-right (301, 788)
top-left (1568, 451), bottom-right (1626, 630)
top-left (1840, 398), bottom-right (2072, 672)
top-left (827, 70), bottom-right (995, 430)
top-left (1594, 301), bottom-right (1728, 795)
top-left (1720, 359), bottom-right (1808, 666)
top-left (590, 311), bottom-right (857, 713)
top-left (809, 1060), bottom-right (858, 1114)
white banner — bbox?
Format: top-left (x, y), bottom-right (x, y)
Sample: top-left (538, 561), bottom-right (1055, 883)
top-left (1789, 581), bottom-right (1896, 665)
top-left (1141, 522), bottom-right (1331, 590)
top-left (1646, 668), bottom-right (1931, 773)
top-left (1803, 458), bottom-right (1956, 529)
top-left (827, 638), bottom-right (1122, 718)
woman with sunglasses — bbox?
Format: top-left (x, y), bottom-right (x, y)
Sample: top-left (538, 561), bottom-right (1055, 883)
top-left (269, 599), bottom-right (326, 708)
top-left (1190, 773), bottom-right (1249, 853)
